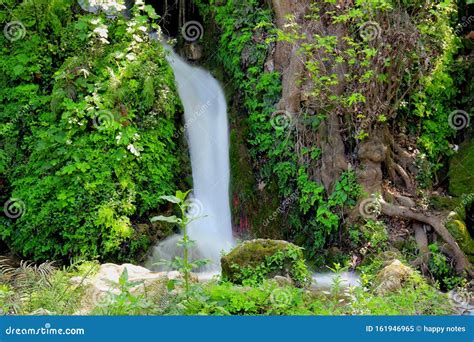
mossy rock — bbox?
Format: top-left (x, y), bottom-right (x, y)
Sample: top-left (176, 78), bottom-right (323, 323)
top-left (446, 217), bottom-right (474, 263)
top-left (449, 141), bottom-right (474, 197)
top-left (221, 239), bottom-right (310, 287)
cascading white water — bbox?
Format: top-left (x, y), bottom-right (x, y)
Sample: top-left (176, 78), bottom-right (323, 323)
top-left (147, 44), bottom-right (234, 272)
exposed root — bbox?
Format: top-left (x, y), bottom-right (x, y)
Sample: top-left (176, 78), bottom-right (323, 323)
top-left (380, 199), bottom-right (474, 277)
top-left (411, 222), bottom-right (429, 275)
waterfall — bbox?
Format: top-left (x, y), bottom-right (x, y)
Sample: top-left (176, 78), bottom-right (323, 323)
top-left (147, 43), bottom-right (234, 272)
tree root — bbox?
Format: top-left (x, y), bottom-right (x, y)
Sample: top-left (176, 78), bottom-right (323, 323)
top-left (380, 199), bottom-right (474, 278)
top-left (411, 222), bottom-right (429, 275)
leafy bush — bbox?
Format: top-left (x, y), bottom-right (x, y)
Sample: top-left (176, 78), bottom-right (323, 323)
top-left (221, 239), bottom-right (310, 287)
top-left (0, 0), bottom-right (184, 261)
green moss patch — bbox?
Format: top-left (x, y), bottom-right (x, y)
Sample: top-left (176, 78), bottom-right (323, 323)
top-left (221, 239), bottom-right (310, 287)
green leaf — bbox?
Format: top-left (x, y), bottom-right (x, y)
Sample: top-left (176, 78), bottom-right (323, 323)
top-left (175, 190), bottom-right (191, 202)
top-left (159, 195), bottom-right (181, 204)
top-left (150, 215), bottom-right (181, 223)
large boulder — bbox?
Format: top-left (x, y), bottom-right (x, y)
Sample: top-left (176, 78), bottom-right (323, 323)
top-left (221, 239), bottom-right (310, 287)
top-left (375, 259), bottom-right (414, 295)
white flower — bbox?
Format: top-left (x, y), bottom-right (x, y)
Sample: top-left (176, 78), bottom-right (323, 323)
top-left (127, 144), bottom-right (140, 157)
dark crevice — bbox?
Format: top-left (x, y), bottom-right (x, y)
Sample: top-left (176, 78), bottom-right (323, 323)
top-left (466, 201), bottom-right (474, 238)
top-left (145, 0), bottom-right (202, 38)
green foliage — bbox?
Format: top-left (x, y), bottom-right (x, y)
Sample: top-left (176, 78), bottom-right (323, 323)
top-left (427, 243), bottom-right (464, 290)
top-left (92, 268), bottom-right (154, 315)
top-left (0, 0), bottom-right (183, 261)
top-left (151, 190), bottom-right (209, 297)
top-left (160, 274), bottom-right (453, 316)
top-left (296, 169), bottom-right (361, 258)
top-left (0, 258), bottom-right (88, 315)
top-left (225, 244), bottom-right (310, 288)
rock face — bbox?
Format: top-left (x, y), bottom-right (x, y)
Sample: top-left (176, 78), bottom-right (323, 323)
top-left (375, 259), bottom-right (414, 295)
top-left (221, 239), bottom-right (310, 287)
top-left (183, 43), bottom-right (203, 61)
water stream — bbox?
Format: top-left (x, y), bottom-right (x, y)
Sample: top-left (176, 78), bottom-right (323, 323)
top-left (146, 40), bottom-right (360, 289)
top-left (147, 43), bottom-right (234, 271)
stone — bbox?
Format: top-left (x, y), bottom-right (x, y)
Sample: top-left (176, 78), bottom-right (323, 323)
top-left (74, 263), bottom-right (197, 314)
top-left (30, 308), bottom-right (54, 315)
top-left (375, 259), bottom-right (414, 295)
top-left (221, 239), bottom-right (310, 287)
top-left (183, 43), bottom-right (203, 61)
top-left (272, 275), bottom-right (294, 287)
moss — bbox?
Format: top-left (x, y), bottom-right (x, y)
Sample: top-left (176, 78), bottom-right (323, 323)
top-left (430, 195), bottom-right (464, 218)
top-left (221, 239), bottom-right (310, 287)
top-left (449, 141), bottom-right (474, 197)
top-left (446, 219), bottom-right (474, 262)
